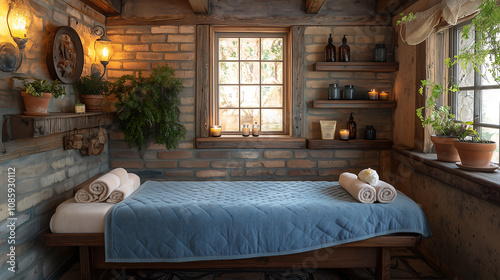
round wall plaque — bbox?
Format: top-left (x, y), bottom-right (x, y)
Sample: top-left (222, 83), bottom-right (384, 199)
top-left (47, 26), bottom-right (84, 84)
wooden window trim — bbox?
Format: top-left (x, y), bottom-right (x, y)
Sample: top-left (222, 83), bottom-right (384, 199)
top-left (195, 25), bottom-right (305, 148)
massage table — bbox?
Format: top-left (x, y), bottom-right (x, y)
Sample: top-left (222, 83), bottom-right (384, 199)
top-left (42, 180), bottom-right (430, 280)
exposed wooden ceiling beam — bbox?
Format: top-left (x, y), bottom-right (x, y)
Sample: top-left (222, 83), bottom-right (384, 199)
top-left (79, 0), bottom-right (121, 16)
top-left (305, 0), bottom-right (326, 14)
top-left (376, 0), bottom-right (419, 15)
top-left (188, 0), bottom-right (209, 14)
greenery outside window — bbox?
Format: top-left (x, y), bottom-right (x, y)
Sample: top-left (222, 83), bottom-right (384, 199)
top-left (214, 28), bottom-right (289, 135)
top-left (450, 20), bottom-right (500, 163)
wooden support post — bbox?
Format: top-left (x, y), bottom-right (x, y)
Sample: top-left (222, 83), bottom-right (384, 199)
top-left (375, 247), bottom-right (391, 280)
top-left (80, 246), bottom-right (96, 280)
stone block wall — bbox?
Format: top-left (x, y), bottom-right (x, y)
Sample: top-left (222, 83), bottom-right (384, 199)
top-left (0, 0), bottom-right (110, 279)
top-left (106, 25), bottom-right (394, 181)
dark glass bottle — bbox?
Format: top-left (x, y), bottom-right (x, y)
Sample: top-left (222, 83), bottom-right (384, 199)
top-left (339, 35), bottom-right (351, 62)
top-left (347, 112), bottom-right (356, 139)
top-left (365, 126), bottom-right (376, 140)
top-left (325, 34), bottom-right (336, 62)
top-left (374, 44), bottom-right (387, 62)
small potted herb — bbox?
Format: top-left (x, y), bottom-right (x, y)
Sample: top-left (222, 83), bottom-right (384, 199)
top-left (454, 125), bottom-right (496, 168)
top-left (74, 74), bottom-right (109, 111)
top-left (20, 78), bottom-right (66, 116)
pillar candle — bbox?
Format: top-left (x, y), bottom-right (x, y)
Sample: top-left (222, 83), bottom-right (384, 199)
top-left (340, 129), bottom-right (350, 140)
top-left (210, 125), bottom-right (222, 137)
top-left (368, 89), bottom-right (378, 100)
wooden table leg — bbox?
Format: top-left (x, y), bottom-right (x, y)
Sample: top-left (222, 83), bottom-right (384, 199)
top-left (375, 247), bottom-right (391, 280)
top-left (79, 246), bottom-right (96, 280)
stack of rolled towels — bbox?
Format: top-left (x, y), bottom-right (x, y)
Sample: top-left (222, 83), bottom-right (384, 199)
top-left (339, 168), bottom-right (397, 204)
top-left (74, 168), bottom-right (141, 204)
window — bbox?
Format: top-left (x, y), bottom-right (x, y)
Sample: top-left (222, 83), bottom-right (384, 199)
top-left (450, 21), bottom-right (500, 163)
top-left (214, 28), bottom-right (289, 135)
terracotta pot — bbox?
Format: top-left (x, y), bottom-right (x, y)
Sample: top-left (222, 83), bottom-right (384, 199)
top-left (454, 141), bottom-right (497, 167)
top-left (430, 135), bottom-right (460, 162)
top-left (21, 91), bottom-right (52, 116)
top-left (79, 95), bottom-right (105, 111)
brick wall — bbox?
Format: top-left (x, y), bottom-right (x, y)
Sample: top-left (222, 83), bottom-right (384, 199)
top-left (0, 1), bottom-right (109, 279)
top-left (106, 25), bottom-right (394, 181)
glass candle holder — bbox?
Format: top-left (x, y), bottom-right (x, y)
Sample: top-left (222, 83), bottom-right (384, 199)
top-left (242, 124), bottom-right (250, 137)
top-left (210, 125), bottom-right (222, 137)
top-left (339, 129), bottom-right (350, 140)
top-left (368, 89), bottom-right (378, 100)
top-left (252, 121), bottom-right (260, 137)
top-left (379, 91), bottom-right (389, 101)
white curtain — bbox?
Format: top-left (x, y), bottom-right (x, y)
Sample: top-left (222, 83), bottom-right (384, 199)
top-left (400, 0), bottom-right (482, 45)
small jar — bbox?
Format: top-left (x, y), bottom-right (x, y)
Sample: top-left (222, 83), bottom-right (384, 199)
top-left (252, 121), bottom-right (260, 137)
top-left (328, 84), bottom-right (340, 100)
top-left (210, 125), bottom-right (222, 137)
top-left (374, 44), bottom-right (387, 62)
top-left (365, 126), bottom-right (376, 140)
top-left (242, 124), bottom-right (250, 137)
top-left (343, 85), bottom-right (355, 100)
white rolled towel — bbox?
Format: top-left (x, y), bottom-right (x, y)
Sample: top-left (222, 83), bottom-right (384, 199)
top-left (372, 180), bottom-right (398, 203)
top-left (339, 172), bottom-right (376, 204)
top-left (106, 173), bottom-right (141, 204)
top-left (128, 173), bottom-right (141, 189)
top-left (89, 173), bottom-right (121, 202)
top-left (358, 168), bottom-right (379, 186)
top-left (74, 187), bottom-right (96, 203)
top-left (109, 168), bottom-right (129, 185)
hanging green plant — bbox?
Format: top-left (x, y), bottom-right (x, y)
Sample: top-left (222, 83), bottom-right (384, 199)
top-left (111, 65), bottom-right (186, 150)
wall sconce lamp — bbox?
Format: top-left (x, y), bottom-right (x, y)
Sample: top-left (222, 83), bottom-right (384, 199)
top-left (0, 0), bottom-right (32, 72)
top-left (92, 25), bottom-right (113, 77)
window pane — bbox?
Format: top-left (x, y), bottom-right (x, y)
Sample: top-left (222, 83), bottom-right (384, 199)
top-left (480, 127), bottom-right (499, 163)
top-left (261, 38), bottom-right (283, 60)
top-left (219, 109), bottom-right (239, 131)
top-left (240, 38), bottom-right (260, 60)
top-left (481, 56), bottom-right (497, 86)
top-left (240, 109), bottom-right (260, 129)
top-left (219, 62), bottom-right (239, 84)
top-left (456, 90), bottom-right (474, 122)
top-left (219, 38), bottom-right (238, 60)
top-left (261, 62), bottom-right (283, 84)
top-left (219, 86), bottom-right (239, 108)
top-left (480, 89), bottom-right (500, 125)
top-left (456, 26), bottom-right (475, 87)
top-left (262, 86), bottom-right (282, 107)
top-left (241, 62), bottom-right (260, 84)
top-left (240, 86), bottom-right (260, 108)
top-left (262, 109), bottom-right (282, 131)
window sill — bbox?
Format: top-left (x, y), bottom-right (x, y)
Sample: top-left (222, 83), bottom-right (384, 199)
top-left (393, 146), bottom-right (500, 206)
top-left (195, 136), bottom-right (307, 149)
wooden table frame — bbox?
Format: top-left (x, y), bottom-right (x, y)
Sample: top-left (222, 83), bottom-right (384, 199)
top-left (42, 232), bottom-right (421, 280)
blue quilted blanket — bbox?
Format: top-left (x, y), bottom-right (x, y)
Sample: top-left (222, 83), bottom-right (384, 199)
top-left (105, 181), bottom-right (431, 263)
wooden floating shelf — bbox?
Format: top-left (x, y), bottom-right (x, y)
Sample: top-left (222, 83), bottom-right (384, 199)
top-left (314, 62), bottom-right (399, 72)
top-left (307, 139), bottom-right (393, 150)
top-left (196, 137), bottom-right (306, 149)
top-left (2, 112), bottom-right (114, 142)
top-left (313, 100), bottom-right (396, 109)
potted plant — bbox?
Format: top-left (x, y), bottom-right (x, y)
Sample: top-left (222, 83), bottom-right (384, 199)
top-left (111, 65), bottom-right (186, 150)
top-left (454, 125), bottom-right (496, 168)
top-left (74, 74), bottom-right (109, 111)
top-left (20, 78), bottom-right (66, 116)
top-left (75, 101), bottom-right (86, 114)
top-left (417, 80), bottom-right (462, 162)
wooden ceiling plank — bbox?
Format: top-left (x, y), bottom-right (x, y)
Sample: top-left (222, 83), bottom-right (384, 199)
top-left (305, 0), bottom-right (326, 14)
top-left (80, 0), bottom-right (121, 16)
top-left (188, 0), bottom-right (209, 14)
top-left (376, 0), bottom-right (419, 15)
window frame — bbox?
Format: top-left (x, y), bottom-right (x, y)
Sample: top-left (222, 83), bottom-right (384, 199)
top-left (211, 27), bottom-right (292, 136)
top-left (449, 20), bottom-right (500, 163)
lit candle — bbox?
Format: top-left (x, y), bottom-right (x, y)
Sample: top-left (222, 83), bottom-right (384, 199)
top-left (379, 91), bottom-right (389, 101)
top-left (368, 89), bottom-right (378, 100)
top-left (210, 125), bottom-right (222, 137)
top-left (340, 129), bottom-right (350, 140)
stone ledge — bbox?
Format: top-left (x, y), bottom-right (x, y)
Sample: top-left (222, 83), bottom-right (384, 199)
top-left (393, 146), bottom-right (500, 206)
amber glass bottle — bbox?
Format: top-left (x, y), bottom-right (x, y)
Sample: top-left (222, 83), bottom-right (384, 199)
top-left (339, 35), bottom-right (351, 62)
top-left (347, 112), bottom-right (356, 139)
top-left (325, 34), bottom-right (336, 62)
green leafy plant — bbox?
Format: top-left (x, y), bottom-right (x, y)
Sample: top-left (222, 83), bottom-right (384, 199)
top-left (396, 12), bottom-right (416, 25)
top-left (74, 74), bottom-right (110, 96)
top-left (21, 78), bottom-right (66, 98)
top-left (417, 80), bottom-right (463, 136)
top-left (111, 65), bottom-right (186, 150)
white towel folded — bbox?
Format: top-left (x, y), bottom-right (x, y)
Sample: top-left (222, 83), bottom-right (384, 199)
top-left (358, 168), bottom-right (379, 186)
top-left (109, 168), bottom-right (129, 185)
top-left (372, 180), bottom-right (398, 203)
top-left (106, 173), bottom-right (141, 204)
top-left (128, 173), bottom-right (141, 189)
top-left (89, 173), bottom-right (121, 202)
top-left (339, 172), bottom-right (376, 204)
top-left (74, 187), bottom-right (95, 203)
